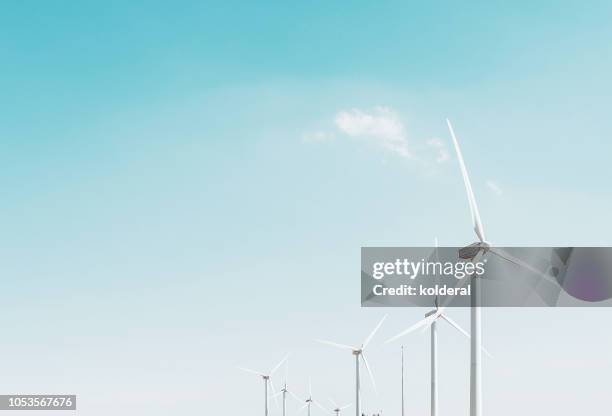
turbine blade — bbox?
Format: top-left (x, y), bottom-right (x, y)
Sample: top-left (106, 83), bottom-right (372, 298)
top-left (440, 314), bottom-right (470, 339)
top-left (329, 398), bottom-right (339, 408)
top-left (489, 248), bottom-right (559, 286)
top-left (447, 119), bottom-right (486, 242)
top-left (316, 339), bottom-right (356, 351)
top-left (289, 390), bottom-right (303, 404)
top-left (313, 400), bottom-right (329, 413)
top-left (385, 316), bottom-right (432, 344)
top-left (361, 353), bottom-right (378, 396)
top-left (270, 379), bottom-right (280, 410)
top-left (309, 377), bottom-right (312, 397)
top-left (285, 356), bottom-right (289, 384)
top-left (340, 403), bottom-right (352, 410)
top-left (362, 314), bottom-right (387, 349)
top-left (441, 314), bottom-right (493, 357)
top-left (482, 346), bottom-right (494, 359)
top-left (433, 238), bottom-right (440, 307)
top-left (299, 403), bottom-right (308, 412)
top-left (237, 367), bottom-right (265, 377)
top-left (270, 354), bottom-right (290, 375)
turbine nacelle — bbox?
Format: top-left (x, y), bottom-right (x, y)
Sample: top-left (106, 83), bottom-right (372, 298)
top-left (425, 309), bottom-right (439, 318)
top-left (458, 242), bottom-right (490, 260)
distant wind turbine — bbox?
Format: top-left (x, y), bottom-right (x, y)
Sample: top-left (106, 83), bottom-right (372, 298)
top-left (295, 378), bottom-right (329, 416)
top-left (238, 354), bottom-right (289, 416)
top-left (273, 358), bottom-right (316, 416)
top-left (275, 358), bottom-right (293, 416)
top-left (328, 398), bottom-right (351, 416)
top-left (316, 315), bottom-right (387, 416)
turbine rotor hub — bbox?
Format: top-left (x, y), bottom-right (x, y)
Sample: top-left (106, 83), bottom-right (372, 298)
top-left (458, 241), bottom-right (490, 260)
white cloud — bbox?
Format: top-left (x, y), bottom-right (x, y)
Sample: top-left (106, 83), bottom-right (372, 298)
top-left (304, 107), bottom-right (453, 168)
top-left (486, 180), bottom-right (503, 196)
top-left (426, 137), bottom-right (450, 163)
top-left (302, 131), bottom-right (334, 143)
top-left (334, 107), bottom-right (412, 158)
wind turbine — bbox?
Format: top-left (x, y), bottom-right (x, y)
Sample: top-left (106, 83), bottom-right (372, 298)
top-left (316, 315), bottom-right (387, 416)
top-left (328, 398), bottom-right (351, 416)
top-left (238, 354), bottom-right (289, 416)
top-left (446, 119), bottom-right (555, 416)
top-left (279, 384), bottom-right (289, 416)
top-left (386, 297), bottom-right (486, 416)
top-left (281, 384), bottom-right (309, 416)
top-left (276, 358), bottom-right (292, 416)
top-left (295, 379), bottom-right (329, 416)
top-left (273, 357), bottom-right (306, 416)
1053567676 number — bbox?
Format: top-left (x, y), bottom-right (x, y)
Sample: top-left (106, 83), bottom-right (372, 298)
top-left (0, 395), bottom-right (76, 410)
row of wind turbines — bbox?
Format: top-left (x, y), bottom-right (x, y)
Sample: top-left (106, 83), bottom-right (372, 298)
top-left (239, 355), bottom-right (351, 416)
top-left (240, 303), bottom-right (479, 416)
top-left (240, 120), bottom-right (544, 416)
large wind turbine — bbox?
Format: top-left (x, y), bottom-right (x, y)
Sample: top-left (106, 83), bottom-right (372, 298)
top-left (238, 354), bottom-right (289, 416)
top-left (316, 315), bottom-right (387, 416)
top-left (446, 119), bottom-right (555, 416)
top-left (386, 298), bottom-right (485, 416)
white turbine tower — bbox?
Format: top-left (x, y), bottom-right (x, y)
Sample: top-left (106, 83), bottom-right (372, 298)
top-left (401, 345), bottom-right (405, 416)
top-left (276, 358), bottom-right (292, 416)
top-left (279, 384), bottom-right (289, 416)
top-left (274, 359), bottom-right (314, 416)
top-left (446, 119), bottom-right (556, 416)
top-left (316, 315), bottom-right (387, 416)
top-left (328, 398), bottom-right (351, 416)
top-left (386, 298), bottom-right (487, 416)
top-left (239, 354), bottom-right (289, 416)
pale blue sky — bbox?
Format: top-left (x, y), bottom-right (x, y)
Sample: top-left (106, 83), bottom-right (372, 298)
top-left (1, 1), bottom-right (612, 415)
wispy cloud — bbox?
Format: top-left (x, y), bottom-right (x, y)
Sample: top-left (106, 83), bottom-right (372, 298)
top-left (426, 137), bottom-right (450, 163)
top-left (486, 180), bottom-right (503, 196)
top-left (303, 106), bottom-right (452, 168)
top-left (334, 107), bottom-right (411, 158)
